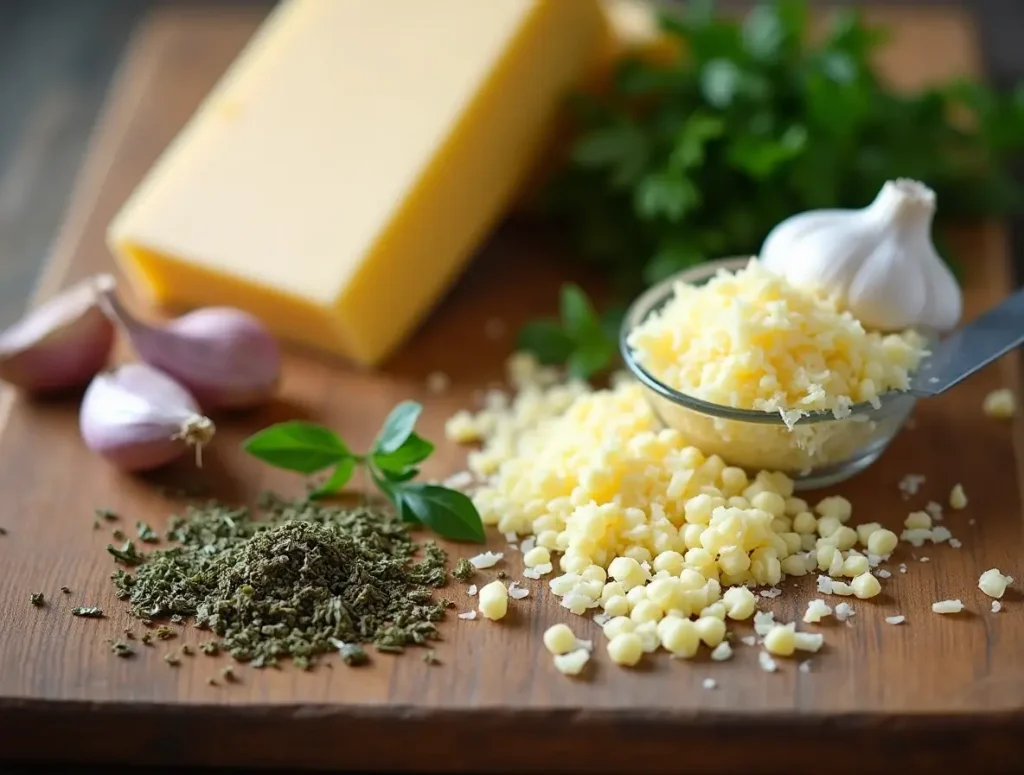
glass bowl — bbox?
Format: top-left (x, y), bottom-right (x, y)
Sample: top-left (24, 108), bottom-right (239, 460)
top-left (619, 257), bottom-right (925, 491)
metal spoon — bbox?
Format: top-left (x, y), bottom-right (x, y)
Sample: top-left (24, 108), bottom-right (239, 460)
top-left (909, 287), bottom-right (1024, 397)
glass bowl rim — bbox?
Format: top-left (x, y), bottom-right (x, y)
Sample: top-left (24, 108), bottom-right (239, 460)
top-left (619, 256), bottom-right (929, 427)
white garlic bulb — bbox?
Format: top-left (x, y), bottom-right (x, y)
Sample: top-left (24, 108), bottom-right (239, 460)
top-left (759, 179), bottom-right (962, 332)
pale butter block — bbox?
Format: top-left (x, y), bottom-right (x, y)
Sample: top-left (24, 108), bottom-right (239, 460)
top-left (108, 0), bottom-right (606, 365)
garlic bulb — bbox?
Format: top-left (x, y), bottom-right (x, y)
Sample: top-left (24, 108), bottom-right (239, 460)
top-left (759, 179), bottom-right (962, 332)
top-left (80, 363), bottom-right (215, 472)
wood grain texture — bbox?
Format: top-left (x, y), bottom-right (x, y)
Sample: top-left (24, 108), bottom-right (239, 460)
top-left (0, 5), bottom-right (1023, 773)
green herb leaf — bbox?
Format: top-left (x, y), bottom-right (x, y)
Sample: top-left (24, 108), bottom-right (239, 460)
top-left (373, 433), bottom-right (434, 477)
top-left (567, 341), bottom-right (616, 380)
top-left (516, 320), bottom-right (575, 365)
top-left (539, 0), bottom-right (1024, 317)
top-left (559, 283), bottom-right (602, 341)
top-left (373, 401), bottom-right (423, 455)
top-left (243, 422), bottom-right (351, 474)
top-left (392, 484), bottom-right (486, 543)
top-left (310, 457), bottom-right (358, 500)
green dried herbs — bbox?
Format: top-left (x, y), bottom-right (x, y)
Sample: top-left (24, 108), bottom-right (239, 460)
top-left (107, 495), bottom-right (449, 669)
top-left (111, 641), bottom-right (134, 658)
top-left (452, 558), bottom-right (475, 582)
top-left (136, 521), bottom-right (159, 543)
top-left (72, 606), bottom-right (104, 618)
top-left (107, 540), bottom-right (145, 567)
top-left (30, 593), bottom-right (44, 607)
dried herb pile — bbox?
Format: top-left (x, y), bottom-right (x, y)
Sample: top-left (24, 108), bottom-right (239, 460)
top-left (110, 495), bottom-right (449, 669)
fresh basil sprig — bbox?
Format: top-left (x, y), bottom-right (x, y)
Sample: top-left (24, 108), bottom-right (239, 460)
top-left (517, 283), bottom-right (623, 380)
top-left (243, 401), bottom-right (485, 543)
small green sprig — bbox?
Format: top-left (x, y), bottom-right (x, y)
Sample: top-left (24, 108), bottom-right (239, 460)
top-left (517, 284), bottom-right (622, 379)
top-left (242, 401), bottom-right (485, 543)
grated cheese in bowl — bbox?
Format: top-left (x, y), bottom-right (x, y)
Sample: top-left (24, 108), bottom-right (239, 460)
top-left (620, 257), bottom-right (929, 483)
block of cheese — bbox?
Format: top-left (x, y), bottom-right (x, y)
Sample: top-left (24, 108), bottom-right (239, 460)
top-left (108, 0), bottom-right (606, 366)
top-left (513, 0), bottom-right (679, 211)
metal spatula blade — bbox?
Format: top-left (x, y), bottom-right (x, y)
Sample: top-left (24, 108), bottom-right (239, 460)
top-left (910, 287), bottom-right (1024, 398)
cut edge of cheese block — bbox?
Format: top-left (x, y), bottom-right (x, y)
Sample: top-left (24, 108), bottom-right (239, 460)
top-left (109, 0), bottom-right (607, 366)
top-left (512, 0), bottom-right (680, 212)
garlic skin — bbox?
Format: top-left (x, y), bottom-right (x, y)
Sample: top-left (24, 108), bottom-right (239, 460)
top-left (0, 274), bottom-right (116, 392)
top-left (760, 179), bottom-right (962, 332)
top-left (80, 363), bottom-right (215, 472)
top-left (99, 289), bottom-right (281, 411)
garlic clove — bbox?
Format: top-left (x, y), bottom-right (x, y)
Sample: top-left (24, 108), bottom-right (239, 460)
top-left (98, 288), bottom-right (281, 411)
top-left (760, 178), bottom-right (963, 332)
top-left (0, 274), bottom-right (117, 392)
top-left (80, 363), bottom-right (216, 472)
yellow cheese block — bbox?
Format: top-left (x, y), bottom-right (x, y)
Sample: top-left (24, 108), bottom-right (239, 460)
top-left (108, 0), bottom-right (606, 366)
top-left (513, 0), bottom-right (679, 211)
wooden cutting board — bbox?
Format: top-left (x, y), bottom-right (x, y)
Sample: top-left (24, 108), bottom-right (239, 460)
top-left (1, 5), bottom-right (1023, 772)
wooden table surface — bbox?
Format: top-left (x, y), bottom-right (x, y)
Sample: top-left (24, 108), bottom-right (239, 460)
top-left (1, 4), bottom-right (1024, 774)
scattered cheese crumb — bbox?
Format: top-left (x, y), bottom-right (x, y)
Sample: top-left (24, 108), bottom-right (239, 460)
top-left (753, 611), bottom-right (776, 636)
top-left (992, 601), bottom-right (1003, 613)
top-left (793, 632), bottom-right (824, 653)
top-left (885, 615), bottom-right (905, 625)
top-left (741, 635), bottom-right (757, 647)
top-left (919, 557), bottom-right (930, 563)
top-left (834, 602), bottom-right (856, 621)
top-left (983, 388), bottom-right (1016, 419)
top-left (931, 599), bottom-right (964, 614)
top-left (443, 471), bottom-right (475, 491)
top-left (949, 484), bottom-right (968, 510)
top-left (925, 501), bottom-right (944, 521)
top-left (469, 552), bottom-right (504, 569)
top-left (553, 648), bottom-right (590, 676)
top-left (803, 599), bottom-right (833, 624)
top-left (899, 474), bottom-right (926, 499)
top-left (458, 611), bottom-right (477, 620)
top-left (426, 371), bottom-right (450, 394)
top-left (478, 580), bottom-right (509, 620)
top-left (876, 569), bottom-right (891, 579)
top-left (949, 538), bottom-right (962, 549)
top-left (969, 518), bottom-right (976, 526)
top-left (978, 568), bottom-right (1013, 599)
top-left (710, 641), bottom-right (733, 661)
top-left (758, 651), bottom-right (778, 673)
top-left (607, 632), bottom-right (644, 666)
top-left (592, 612), bottom-right (611, 627)
top-left (764, 624), bottom-right (796, 656)
top-left (899, 563), bottom-right (908, 574)
top-left (466, 584), bottom-right (478, 597)
top-left (543, 624), bottom-right (577, 655)
top-left (508, 582), bottom-right (530, 600)
top-left (702, 677), bottom-right (717, 690)
top-left (759, 587), bottom-right (782, 599)
top-left (798, 660), bottom-right (812, 674)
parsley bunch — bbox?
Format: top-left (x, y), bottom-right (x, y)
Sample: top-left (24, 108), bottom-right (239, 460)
top-left (243, 401), bottom-right (485, 542)
top-left (542, 0), bottom-right (1024, 292)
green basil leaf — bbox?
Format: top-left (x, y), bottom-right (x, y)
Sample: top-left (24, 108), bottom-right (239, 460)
top-left (243, 421), bottom-right (350, 474)
top-left (373, 400), bottom-right (422, 455)
top-left (394, 484), bottom-right (485, 543)
top-left (373, 433), bottom-right (434, 477)
top-left (517, 320), bottom-right (575, 365)
top-left (567, 340), bottom-right (615, 380)
top-left (700, 59), bottom-right (743, 108)
top-left (310, 457), bottom-right (358, 500)
top-left (560, 284), bottom-right (603, 341)
top-left (741, 4), bottom-right (784, 61)
top-left (370, 470), bottom-right (419, 523)
top-left (634, 172), bottom-right (700, 222)
top-left (644, 242), bottom-right (706, 285)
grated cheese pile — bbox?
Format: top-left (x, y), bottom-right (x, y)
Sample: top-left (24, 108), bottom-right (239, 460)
top-left (626, 259), bottom-right (928, 424)
top-left (443, 353), bottom-right (921, 666)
